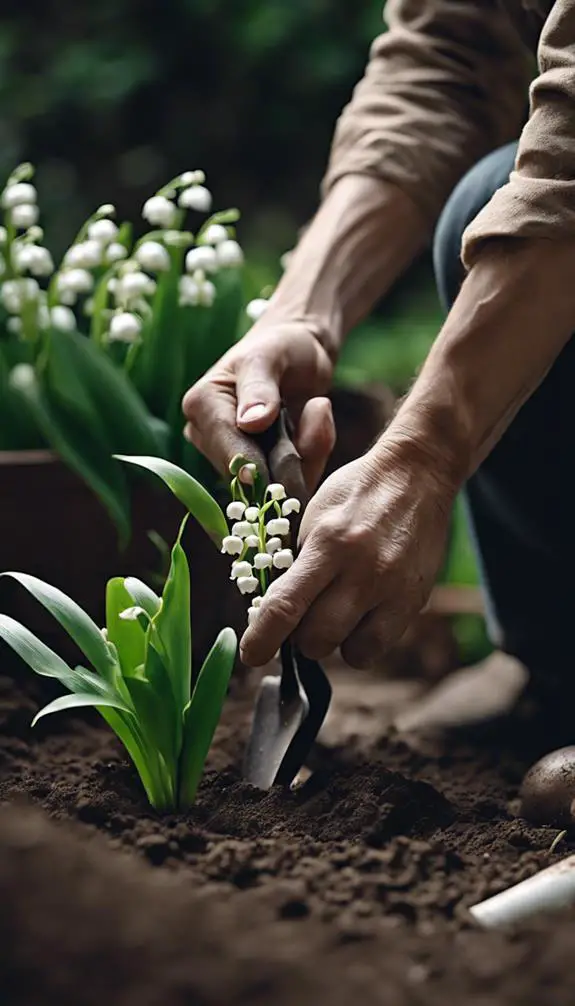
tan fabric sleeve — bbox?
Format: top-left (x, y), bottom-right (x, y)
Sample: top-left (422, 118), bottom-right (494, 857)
top-left (463, 0), bottom-right (575, 266)
top-left (322, 0), bottom-right (530, 230)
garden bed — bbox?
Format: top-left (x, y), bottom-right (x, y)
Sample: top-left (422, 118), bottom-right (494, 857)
top-left (1, 648), bottom-right (575, 1006)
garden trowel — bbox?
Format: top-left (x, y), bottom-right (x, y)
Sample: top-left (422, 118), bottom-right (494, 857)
top-left (243, 409), bottom-right (332, 790)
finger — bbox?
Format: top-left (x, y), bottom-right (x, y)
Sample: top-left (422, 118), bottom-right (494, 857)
top-left (239, 542), bottom-right (336, 668)
top-left (341, 603), bottom-right (413, 670)
top-left (294, 574), bottom-right (367, 661)
top-left (182, 377), bottom-right (269, 480)
top-left (236, 353), bottom-right (282, 433)
top-left (293, 397), bottom-right (336, 493)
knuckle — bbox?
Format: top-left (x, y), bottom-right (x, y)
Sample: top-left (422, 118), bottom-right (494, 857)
top-left (264, 590), bottom-right (303, 631)
top-left (182, 380), bottom-right (206, 420)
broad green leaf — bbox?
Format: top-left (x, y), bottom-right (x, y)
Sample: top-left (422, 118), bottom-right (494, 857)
top-left (106, 577), bottom-right (146, 675)
top-left (10, 363), bottom-right (131, 543)
top-left (152, 520), bottom-right (192, 713)
top-left (125, 657), bottom-right (178, 776)
top-left (47, 328), bottom-right (164, 460)
top-left (129, 245), bottom-right (185, 424)
top-left (115, 455), bottom-right (228, 546)
top-left (0, 613), bottom-right (77, 689)
top-left (32, 691), bottom-right (131, 727)
top-left (1, 572), bottom-right (117, 684)
top-left (124, 577), bottom-right (161, 618)
top-left (179, 626), bottom-right (236, 807)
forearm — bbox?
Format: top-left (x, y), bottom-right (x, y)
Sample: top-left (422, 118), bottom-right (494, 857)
top-left (382, 239), bottom-right (575, 485)
top-left (265, 174), bottom-right (429, 361)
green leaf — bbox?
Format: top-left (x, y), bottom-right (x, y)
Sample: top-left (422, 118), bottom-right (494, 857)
top-left (1, 572), bottom-right (118, 684)
top-left (46, 327), bottom-right (164, 462)
top-left (10, 363), bottom-right (131, 544)
top-left (152, 519), bottom-right (192, 713)
top-left (0, 613), bottom-right (77, 690)
top-left (106, 577), bottom-right (146, 675)
top-left (178, 626), bottom-right (236, 807)
top-left (114, 455), bottom-right (228, 547)
top-left (126, 648), bottom-right (179, 769)
top-left (32, 691), bottom-right (131, 727)
top-left (124, 577), bottom-right (161, 618)
top-left (128, 245), bottom-right (185, 425)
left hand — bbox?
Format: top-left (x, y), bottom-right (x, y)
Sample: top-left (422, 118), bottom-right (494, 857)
top-left (240, 438), bottom-right (457, 669)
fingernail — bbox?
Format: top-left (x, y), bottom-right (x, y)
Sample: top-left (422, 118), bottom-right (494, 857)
top-left (240, 403), bottom-right (267, 424)
top-left (239, 465), bottom-right (254, 485)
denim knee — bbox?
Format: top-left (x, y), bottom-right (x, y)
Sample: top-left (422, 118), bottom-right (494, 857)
top-left (433, 142), bottom-right (518, 313)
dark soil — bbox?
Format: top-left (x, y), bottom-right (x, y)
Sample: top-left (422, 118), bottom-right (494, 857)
top-left (1, 651), bottom-right (575, 1006)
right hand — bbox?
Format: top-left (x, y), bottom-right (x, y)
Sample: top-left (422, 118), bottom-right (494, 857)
top-left (182, 318), bottom-right (336, 490)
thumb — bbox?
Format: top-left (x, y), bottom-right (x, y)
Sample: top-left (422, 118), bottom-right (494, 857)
top-left (236, 355), bottom-right (281, 433)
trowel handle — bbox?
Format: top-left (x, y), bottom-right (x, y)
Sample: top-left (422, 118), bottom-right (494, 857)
top-left (252, 407), bottom-right (309, 517)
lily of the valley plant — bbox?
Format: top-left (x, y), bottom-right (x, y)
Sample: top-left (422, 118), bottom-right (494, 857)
top-left (0, 454), bottom-right (300, 808)
top-left (0, 456), bottom-right (237, 811)
top-left (0, 162), bottom-right (270, 543)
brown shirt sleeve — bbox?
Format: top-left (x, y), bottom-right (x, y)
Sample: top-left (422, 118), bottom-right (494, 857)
top-left (463, 0), bottom-right (575, 266)
top-left (322, 0), bottom-right (530, 232)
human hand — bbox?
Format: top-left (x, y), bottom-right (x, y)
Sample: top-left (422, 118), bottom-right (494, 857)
top-left (240, 437), bottom-right (456, 669)
top-left (182, 318), bottom-right (336, 492)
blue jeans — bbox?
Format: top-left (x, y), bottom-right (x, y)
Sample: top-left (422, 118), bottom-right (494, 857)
top-left (433, 142), bottom-right (574, 679)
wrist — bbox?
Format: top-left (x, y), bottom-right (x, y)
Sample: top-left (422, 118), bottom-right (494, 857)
top-left (369, 409), bottom-right (468, 498)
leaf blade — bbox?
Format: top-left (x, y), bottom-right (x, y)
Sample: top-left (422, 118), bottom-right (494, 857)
top-left (114, 455), bottom-right (227, 546)
top-left (106, 577), bottom-right (146, 676)
top-left (179, 627), bottom-right (236, 808)
top-left (32, 691), bottom-right (131, 727)
top-left (152, 519), bottom-right (192, 713)
top-left (1, 572), bottom-right (117, 683)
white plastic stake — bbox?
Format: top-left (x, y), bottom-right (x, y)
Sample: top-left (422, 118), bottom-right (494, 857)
top-left (469, 854), bottom-right (575, 929)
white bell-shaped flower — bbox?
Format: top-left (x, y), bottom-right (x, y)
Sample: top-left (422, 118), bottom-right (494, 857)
top-left (236, 575), bottom-right (259, 596)
top-left (266, 483), bottom-right (286, 501)
top-left (106, 242), bottom-right (128, 264)
top-left (11, 204), bottom-right (39, 229)
top-left (109, 312), bottom-right (142, 342)
top-left (216, 239), bottom-right (243, 268)
top-left (136, 240), bottom-right (170, 273)
top-left (50, 305), bottom-right (76, 332)
top-left (265, 536), bottom-right (282, 555)
top-left (185, 245), bottom-right (218, 274)
top-left (221, 535), bottom-right (243, 555)
top-left (273, 549), bottom-right (294, 570)
top-left (179, 185), bottom-right (212, 213)
top-left (142, 195), bottom-right (177, 229)
top-left (245, 535), bottom-right (260, 549)
top-left (226, 500), bottom-right (246, 521)
top-left (244, 506), bottom-right (260, 523)
top-left (64, 240), bottom-right (102, 270)
top-left (88, 218), bottom-right (119, 244)
top-left (2, 182), bottom-right (37, 209)
top-left (231, 521), bottom-right (253, 539)
top-left (281, 498), bottom-right (301, 516)
top-left (254, 552), bottom-right (272, 570)
top-left (251, 596), bottom-right (263, 609)
top-left (203, 223), bottom-right (228, 245)
top-left (230, 560), bottom-right (252, 580)
top-left (246, 298), bottom-right (269, 322)
top-left (266, 517), bottom-right (290, 537)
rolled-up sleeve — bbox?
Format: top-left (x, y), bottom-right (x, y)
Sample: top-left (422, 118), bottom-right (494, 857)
top-left (322, 0), bottom-right (530, 231)
top-left (463, 0), bottom-right (575, 267)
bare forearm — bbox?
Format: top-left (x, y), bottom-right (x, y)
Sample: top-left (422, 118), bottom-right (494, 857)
top-left (265, 174), bottom-right (429, 361)
top-left (382, 239), bottom-right (575, 485)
